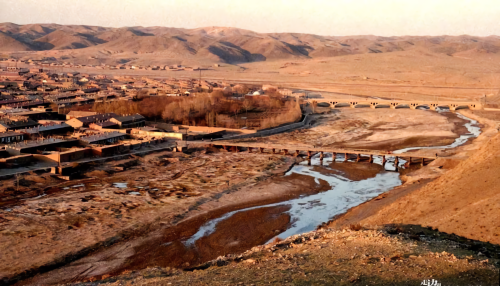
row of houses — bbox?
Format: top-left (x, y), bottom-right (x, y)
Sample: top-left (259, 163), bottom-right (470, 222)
top-left (1, 58), bottom-right (213, 73)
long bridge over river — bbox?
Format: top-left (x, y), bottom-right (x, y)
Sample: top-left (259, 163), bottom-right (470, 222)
top-left (184, 141), bottom-right (439, 167)
top-left (307, 98), bottom-right (482, 111)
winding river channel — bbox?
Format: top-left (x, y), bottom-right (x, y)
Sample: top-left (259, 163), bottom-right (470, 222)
top-left (26, 110), bottom-right (481, 284)
top-left (187, 110), bottom-right (481, 244)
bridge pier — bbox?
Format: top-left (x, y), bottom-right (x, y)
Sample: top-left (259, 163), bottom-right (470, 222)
top-left (208, 144), bottom-right (434, 169)
top-left (469, 104), bottom-right (479, 110)
top-left (316, 99), bottom-right (477, 112)
top-left (404, 157), bottom-right (412, 168)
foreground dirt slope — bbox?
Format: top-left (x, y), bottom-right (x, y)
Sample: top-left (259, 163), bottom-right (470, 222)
top-left (361, 133), bottom-right (500, 244)
top-left (70, 228), bottom-right (499, 285)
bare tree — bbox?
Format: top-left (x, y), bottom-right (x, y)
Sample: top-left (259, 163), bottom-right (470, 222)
top-left (242, 99), bottom-right (253, 116)
top-left (312, 100), bottom-right (318, 113)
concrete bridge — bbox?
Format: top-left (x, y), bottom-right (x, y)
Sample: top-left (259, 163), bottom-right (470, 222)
top-left (309, 99), bottom-right (482, 111)
top-left (184, 141), bottom-right (438, 167)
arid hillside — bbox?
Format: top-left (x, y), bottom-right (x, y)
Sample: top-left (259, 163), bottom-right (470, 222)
top-left (0, 31), bottom-right (32, 51)
top-left (360, 132), bottom-right (500, 245)
top-left (3, 23), bottom-right (500, 65)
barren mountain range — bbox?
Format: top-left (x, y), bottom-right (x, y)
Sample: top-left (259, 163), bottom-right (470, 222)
top-left (2, 22), bottom-right (500, 65)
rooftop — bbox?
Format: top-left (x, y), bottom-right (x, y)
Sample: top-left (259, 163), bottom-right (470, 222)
top-left (23, 123), bottom-right (72, 134)
top-left (74, 113), bottom-right (118, 124)
top-left (90, 120), bottom-right (119, 128)
top-left (79, 131), bottom-right (125, 143)
top-left (6, 138), bottom-right (75, 150)
top-left (0, 131), bottom-right (23, 138)
top-left (112, 114), bottom-right (145, 123)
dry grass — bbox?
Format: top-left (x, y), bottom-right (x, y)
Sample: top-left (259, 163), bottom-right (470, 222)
top-left (82, 228), bottom-right (500, 286)
top-left (349, 223), bottom-right (363, 231)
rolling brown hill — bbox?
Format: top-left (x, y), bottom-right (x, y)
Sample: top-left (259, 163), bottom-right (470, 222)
top-left (0, 32), bottom-right (32, 51)
top-left (33, 29), bottom-right (105, 50)
top-left (3, 22), bottom-right (500, 65)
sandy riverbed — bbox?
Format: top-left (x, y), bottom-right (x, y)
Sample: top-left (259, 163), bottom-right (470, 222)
top-left (1, 109), bottom-right (491, 284)
top-left (1, 149), bottom-right (307, 283)
top-left (236, 108), bottom-right (468, 152)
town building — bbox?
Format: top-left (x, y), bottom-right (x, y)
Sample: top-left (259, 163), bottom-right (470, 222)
top-left (0, 116), bottom-right (39, 132)
top-left (66, 113), bottom-right (118, 128)
top-left (0, 131), bottom-right (26, 144)
top-left (88, 121), bottom-right (119, 130)
top-left (5, 138), bottom-right (79, 155)
top-left (110, 114), bottom-right (146, 128)
top-left (78, 131), bottom-right (126, 146)
top-left (22, 123), bottom-right (74, 139)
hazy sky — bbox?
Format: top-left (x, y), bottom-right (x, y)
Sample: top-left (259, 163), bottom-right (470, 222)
top-left (2, 0), bottom-right (499, 36)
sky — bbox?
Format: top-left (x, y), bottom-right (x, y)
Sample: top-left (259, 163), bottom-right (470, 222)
top-left (1, 0), bottom-right (500, 36)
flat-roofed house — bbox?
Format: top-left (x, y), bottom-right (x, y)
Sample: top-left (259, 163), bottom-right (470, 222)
top-left (110, 114), bottom-right (145, 128)
top-left (78, 131), bottom-right (126, 146)
top-left (0, 117), bottom-right (39, 132)
top-left (89, 120), bottom-right (119, 130)
top-left (66, 113), bottom-right (118, 128)
top-left (5, 138), bottom-right (79, 155)
top-left (0, 131), bottom-right (26, 144)
top-left (22, 123), bottom-right (74, 139)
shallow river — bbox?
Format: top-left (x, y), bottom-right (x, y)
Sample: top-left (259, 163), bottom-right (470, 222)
top-left (187, 110), bottom-right (481, 244)
top-left (26, 111), bottom-right (481, 283)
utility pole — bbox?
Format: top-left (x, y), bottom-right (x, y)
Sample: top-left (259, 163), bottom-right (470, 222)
top-left (199, 68), bottom-right (202, 88)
